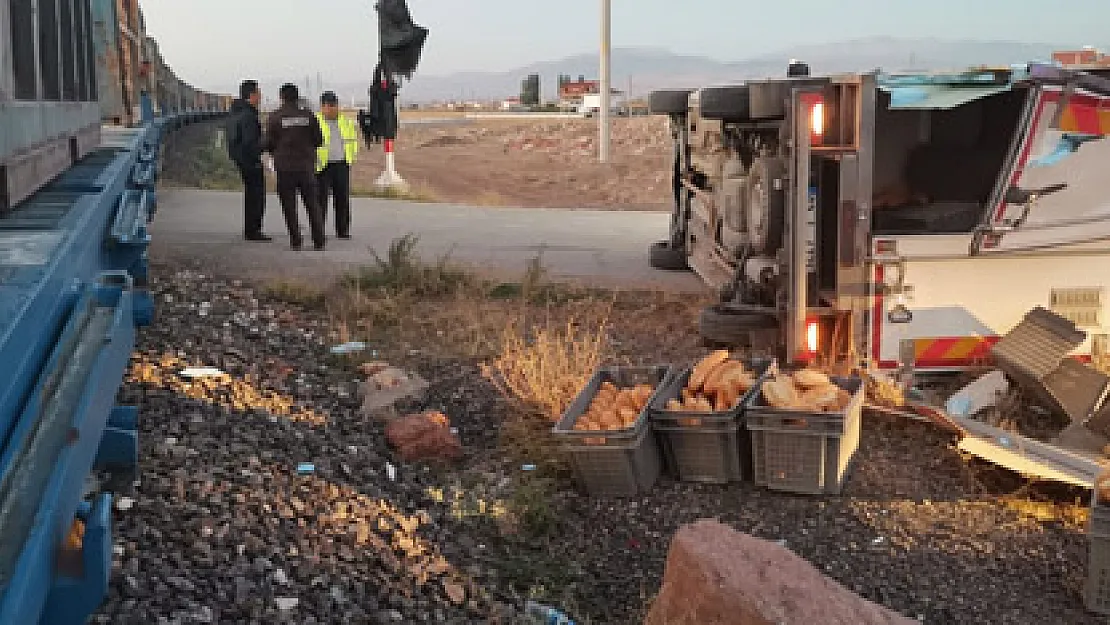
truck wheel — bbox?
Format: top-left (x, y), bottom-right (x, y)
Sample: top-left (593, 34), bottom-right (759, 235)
top-left (649, 240), bottom-right (688, 271)
top-left (746, 157), bottom-right (787, 255)
top-left (747, 81), bottom-right (790, 119)
top-left (699, 305), bottom-right (779, 347)
top-left (698, 86), bottom-right (751, 122)
top-left (649, 89), bottom-right (691, 115)
top-left (748, 78), bottom-right (831, 119)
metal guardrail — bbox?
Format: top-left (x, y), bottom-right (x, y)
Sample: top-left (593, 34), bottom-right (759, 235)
top-left (0, 109), bottom-right (226, 625)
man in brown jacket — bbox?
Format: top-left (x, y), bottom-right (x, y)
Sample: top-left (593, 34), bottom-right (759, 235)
top-left (264, 83), bottom-right (326, 250)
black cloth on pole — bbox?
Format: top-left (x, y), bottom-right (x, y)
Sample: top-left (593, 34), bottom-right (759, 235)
top-left (375, 0), bottom-right (428, 79)
top-left (359, 64), bottom-right (399, 143)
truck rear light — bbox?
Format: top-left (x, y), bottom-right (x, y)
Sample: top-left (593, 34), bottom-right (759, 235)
top-left (806, 319), bottom-right (820, 353)
top-left (800, 93), bottom-right (825, 145)
top-left (810, 101), bottom-right (825, 138)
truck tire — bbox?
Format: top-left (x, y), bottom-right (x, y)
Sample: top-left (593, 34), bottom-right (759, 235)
top-left (649, 240), bottom-right (688, 271)
top-left (649, 89), bottom-right (691, 115)
top-left (699, 305), bottom-right (779, 347)
top-left (746, 157), bottom-right (787, 255)
top-left (748, 78), bottom-right (830, 119)
top-left (698, 86), bottom-right (751, 122)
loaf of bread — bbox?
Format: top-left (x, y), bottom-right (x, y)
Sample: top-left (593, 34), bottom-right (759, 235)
top-left (761, 369), bottom-right (852, 412)
top-left (664, 352), bottom-right (757, 413)
top-left (573, 381), bottom-right (656, 432)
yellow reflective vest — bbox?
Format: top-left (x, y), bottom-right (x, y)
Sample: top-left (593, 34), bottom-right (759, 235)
top-left (316, 112), bottom-right (359, 172)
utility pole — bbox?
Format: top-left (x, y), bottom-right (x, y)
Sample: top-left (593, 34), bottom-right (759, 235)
top-left (599, 0), bottom-right (611, 163)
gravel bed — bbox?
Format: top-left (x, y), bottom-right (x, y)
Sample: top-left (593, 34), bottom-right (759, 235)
top-left (92, 267), bottom-right (1099, 624)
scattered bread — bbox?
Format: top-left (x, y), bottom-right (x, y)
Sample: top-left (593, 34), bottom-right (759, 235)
top-left (664, 353), bottom-right (757, 413)
top-left (793, 369), bottom-right (831, 389)
top-left (688, 350), bottom-right (730, 391)
top-left (761, 369), bottom-right (853, 412)
top-left (573, 380), bottom-right (656, 432)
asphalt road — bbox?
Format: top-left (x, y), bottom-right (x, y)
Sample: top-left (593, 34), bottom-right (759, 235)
top-left (149, 189), bottom-right (705, 291)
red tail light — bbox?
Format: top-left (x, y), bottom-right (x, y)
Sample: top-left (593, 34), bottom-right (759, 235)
top-left (796, 317), bottom-right (821, 363)
top-left (800, 92), bottom-right (825, 145)
top-left (807, 319), bottom-right (820, 353)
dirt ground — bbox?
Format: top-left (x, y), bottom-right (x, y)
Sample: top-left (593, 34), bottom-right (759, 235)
top-left (358, 114), bottom-right (672, 210)
top-left (94, 250), bottom-right (1102, 625)
top-left (161, 114), bottom-right (674, 211)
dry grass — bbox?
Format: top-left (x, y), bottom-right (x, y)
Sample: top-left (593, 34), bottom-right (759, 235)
top-left (473, 190), bottom-right (507, 207)
top-left (483, 307), bottom-right (612, 422)
top-left (259, 279), bottom-right (327, 309)
top-left (344, 234), bottom-right (475, 298)
top-left (350, 183), bottom-right (439, 202)
top-left (998, 495), bottom-right (1090, 528)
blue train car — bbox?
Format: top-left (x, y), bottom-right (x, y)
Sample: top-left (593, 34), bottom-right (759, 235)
top-left (0, 1), bottom-right (229, 622)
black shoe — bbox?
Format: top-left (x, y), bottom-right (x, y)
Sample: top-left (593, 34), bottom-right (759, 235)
top-left (313, 243), bottom-right (326, 251)
top-left (245, 233), bottom-right (272, 242)
top-left (337, 233), bottom-right (351, 240)
top-left (290, 241), bottom-right (303, 250)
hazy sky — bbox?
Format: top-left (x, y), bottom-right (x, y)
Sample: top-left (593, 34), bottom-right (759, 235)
top-left (141, 0), bottom-right (1110, 91)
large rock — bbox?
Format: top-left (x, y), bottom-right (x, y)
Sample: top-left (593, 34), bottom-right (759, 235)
top-left (384, 411), bottom-right (463, 463)
top-left (644, 519), bottom-right (916, 625)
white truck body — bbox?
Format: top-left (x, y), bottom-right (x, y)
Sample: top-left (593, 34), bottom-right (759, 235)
top-left (873, 81), bottom-right (1110, 371)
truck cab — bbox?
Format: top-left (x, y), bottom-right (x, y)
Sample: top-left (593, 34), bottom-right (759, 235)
top-left (649, 63), bottom-right (1110, 371)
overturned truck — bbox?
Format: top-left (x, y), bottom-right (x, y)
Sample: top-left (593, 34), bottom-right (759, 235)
top-left (648, 62), bottom-right (1110, 374)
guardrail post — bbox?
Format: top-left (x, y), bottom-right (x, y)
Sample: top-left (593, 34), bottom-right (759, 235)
top-left (139, 91), bottom-right (154, 124)
top-left (39, 494), bottom-right (113, 625)
top-left (94, 406), bottom-right (139, 471)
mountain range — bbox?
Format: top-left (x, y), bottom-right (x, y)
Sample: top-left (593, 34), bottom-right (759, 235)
top-left (215, 37), bottom-right (1103, 105)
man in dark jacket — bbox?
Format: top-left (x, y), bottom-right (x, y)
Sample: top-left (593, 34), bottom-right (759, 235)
top-left (263, 83), bottom-right (326, 250)
top-left (226, 80), bottom-right (270, 241)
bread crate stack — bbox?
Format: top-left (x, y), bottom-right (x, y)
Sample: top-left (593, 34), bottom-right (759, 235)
top-left (553, 350), bottom-right (865, 497)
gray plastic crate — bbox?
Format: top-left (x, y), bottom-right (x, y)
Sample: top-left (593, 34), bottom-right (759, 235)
top-left (553, 365), bottom-right (672, 496)
top-left (654, 414), bottom-right (744, 483)
top-left (1087, 482), bottom-right (1110, 614)
top-left (1091, 485), bottom-right (1110, 537)
top-left (1087, 534), bottom-right (1110, 615)
top-left (648, 358), bottom-right (775, 483)
top-left (745, 376), bottom-right (864, 495)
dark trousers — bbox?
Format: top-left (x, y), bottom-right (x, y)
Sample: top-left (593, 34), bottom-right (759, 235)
top-left (236, 163), bottom-right (266, 237)
top-left (316, 161), bottom-right (352, 237)
top-left (275, 170), bottom-right (325, 247)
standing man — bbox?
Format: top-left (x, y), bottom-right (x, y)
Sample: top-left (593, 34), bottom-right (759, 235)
top-left (226, 79), bottom-right (270, 241)
top-left (316, 91), bottom-right (360, 240)
top-left (263, 84), bottom-right (326, 250)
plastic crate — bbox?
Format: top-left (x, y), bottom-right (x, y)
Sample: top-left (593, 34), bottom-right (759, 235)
top-left (653, 414), bottom-right (745, 483)
top-left (745, 375), bottom-right (864, 495)
top-left (1087, 480), bottom-right (1110, 614)
top-left (553, 366), bottom-right (672, 496)
top-left (648, 358), bottom-right (775, 483)
top-left (1091, 481), bottom-right (1110, 537)
top-left (1087, 534), bottom-right (1110, 615)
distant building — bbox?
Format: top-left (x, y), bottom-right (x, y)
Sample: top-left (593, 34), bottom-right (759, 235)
top-left (1053, 47), bottom-right (1110, 67)
top-left (520, 74), bottom-right (541, 107)
top-left (501, 96), bottom-right (522, 111)
top-left (559, 79), bottom-right (599, 104)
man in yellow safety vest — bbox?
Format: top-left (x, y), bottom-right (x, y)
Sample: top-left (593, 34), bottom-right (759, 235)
top-left (316, 91), bottom-right (360, 240)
